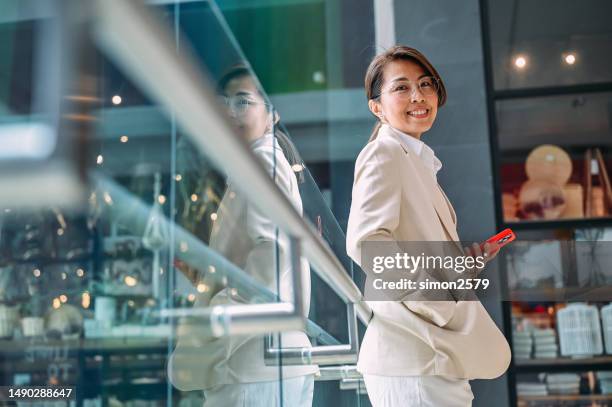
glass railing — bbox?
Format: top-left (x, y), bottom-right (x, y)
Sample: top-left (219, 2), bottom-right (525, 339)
top-left (0, 1), bottom-right (371, 406)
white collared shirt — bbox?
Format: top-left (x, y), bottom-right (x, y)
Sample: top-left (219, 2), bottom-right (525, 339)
top-left (383, 124), bottom-right (442, 180)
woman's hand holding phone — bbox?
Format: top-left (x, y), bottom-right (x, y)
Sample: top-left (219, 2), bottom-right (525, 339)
top-left (463, 241), bottom-right (500, 265)
top-left (463, 228), bottom-right (516, 268)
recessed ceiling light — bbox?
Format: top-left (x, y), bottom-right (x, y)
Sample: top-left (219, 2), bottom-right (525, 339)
top-left (514, 55), bottom-right (527, 69)
top-left (564, 53), bottom-right (576, 65)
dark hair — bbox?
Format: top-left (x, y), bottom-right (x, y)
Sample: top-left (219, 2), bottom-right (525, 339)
top-left (218, 64), bottom-right (305, 183)
top-left (365, 45), bottom-right (447, 141)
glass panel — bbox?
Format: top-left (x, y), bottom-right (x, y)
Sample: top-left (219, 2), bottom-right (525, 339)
top-left (204, 0), bottom-right (375, 352)
top-left (487, 0), bottom-right (612, 90)
top-left (172, 4), bottom-right (369, 406)
top-left (0, 5), bottom-right (85, 208)
top-left (173, 3), bottom-right (373, 404)
top-left (0, 1), bottom-right (370, 407)
top-left (496, 92), bottom-right (612, 224)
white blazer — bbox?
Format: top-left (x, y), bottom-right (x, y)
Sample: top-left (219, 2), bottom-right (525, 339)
top-left (346, 124), bottom-right (511, 379)
top-left (170, 134), bottom-right (317, 390)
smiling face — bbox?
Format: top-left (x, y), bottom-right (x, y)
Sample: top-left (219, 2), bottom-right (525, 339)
top-left (368, 59), bottom-right (439, 139)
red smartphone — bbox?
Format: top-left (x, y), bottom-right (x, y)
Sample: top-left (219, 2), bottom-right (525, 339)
top-left (478, 228), bottom-right (516, 255)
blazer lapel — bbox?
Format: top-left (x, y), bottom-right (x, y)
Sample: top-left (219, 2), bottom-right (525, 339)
top-left (402, 147), bottom-right (463, 252)
top-left (379, 125), bottom-right (463, 252)
top-left (437, 185), bottom-right (457, 226)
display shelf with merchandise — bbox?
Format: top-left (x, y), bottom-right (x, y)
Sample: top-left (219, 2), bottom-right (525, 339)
top-left (481, 1), bottom-right (612, 402)
top-left (515, 358), bottom-right (612, 373)
top-left (518, 394), bottom-right (612, 403)
top-left (510, 287), bottom-right (612, 302)
top-left (504, 218), bottom-right (612, 232)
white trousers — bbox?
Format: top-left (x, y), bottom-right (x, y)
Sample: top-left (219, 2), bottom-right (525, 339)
top-left (363, 374), bottom-right (473, 407)
top-left (202, 375), bottom-right (314, 407)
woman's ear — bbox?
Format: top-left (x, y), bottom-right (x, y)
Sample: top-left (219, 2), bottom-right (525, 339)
top-left (273, 110), bottom-right (280, 125)
top-left (368, 99), bottom-right (384, 121)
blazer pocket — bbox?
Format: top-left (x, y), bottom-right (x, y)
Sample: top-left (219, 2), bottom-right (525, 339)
top-left (404, 300), bottom-right (457, 328)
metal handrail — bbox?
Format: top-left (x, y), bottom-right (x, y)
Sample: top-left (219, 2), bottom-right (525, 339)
top-left (264, 303), bottom-right (358, 366)
top-left (95, 174), bottom-right (339, 345)
top-left (316, 365), bottom-right (362, 381)
top-left (92, 0), bottom-right (372, 325)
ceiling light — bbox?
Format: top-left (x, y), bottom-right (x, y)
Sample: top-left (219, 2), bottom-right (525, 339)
top-left (564, 53), bottom-right (576, 65)
top-left (514, 55), bottom-right (527, 69)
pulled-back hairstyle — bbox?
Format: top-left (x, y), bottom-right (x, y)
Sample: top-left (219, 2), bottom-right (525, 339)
top-left (365, 46), bottom-right (447, 141)
top-left (218, 64), bottom-right (305, 183)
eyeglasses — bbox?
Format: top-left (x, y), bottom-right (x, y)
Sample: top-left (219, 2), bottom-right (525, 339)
top-left (372, 76), bottom-right (439, 99)
top-left (221, 95), bottom-right (268, 115)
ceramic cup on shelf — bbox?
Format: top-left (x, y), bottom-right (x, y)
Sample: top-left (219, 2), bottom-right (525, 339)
top-left (95, 296), bottom-right (117, 325)
top-left (0, 304), bottom-right (19, 338)
top-left (21, 316), bottom-right (44, 337)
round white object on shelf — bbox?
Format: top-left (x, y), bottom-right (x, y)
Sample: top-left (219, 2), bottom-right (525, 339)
top-left (45, 304), bottom-right (84, 337)
top-left (525, 145), bottom-right (572, 186)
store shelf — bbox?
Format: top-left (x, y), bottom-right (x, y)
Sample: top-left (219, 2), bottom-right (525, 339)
top-left (504, 217), bottom-right (612, 232)
top-left (8, 256), bottom-right (94, 265)
top-left (0, 337), bottom-right (168, 359)
top-left (518, 394), bottom-right (612, 402)
top-left (510, 286), bottom-right (612, 302)
top-left (515, 356), bottom-right (612, 373)
top-left (493, 81), bottom-right (612, 100)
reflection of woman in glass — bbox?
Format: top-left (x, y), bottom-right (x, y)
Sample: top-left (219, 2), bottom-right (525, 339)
top-left (346, 46), bottom-right (510, 406)
top-left (171, 66), bottom-right (317, 407)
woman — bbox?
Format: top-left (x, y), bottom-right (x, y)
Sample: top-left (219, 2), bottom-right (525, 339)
top-left (346, 46), bottom-right (511, 406)
top-left (170, 66), bottom-right (317, 407)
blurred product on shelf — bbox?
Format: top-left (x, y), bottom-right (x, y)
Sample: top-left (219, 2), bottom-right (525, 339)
top-left (517, 145), bottom-right (571, 221)
top-left (544, 373), bottom-right (580, 395)
top-left (142, 172), bottom-right (169, 299)
top-left (21, 316), bottom-right (44, 337)
top-left (513, 305), bottom-right (556, 330)
top-left (533, 328), bottom-right (559, 359)
top-left (602, 304), bottom-right (612, 354)
top-left (525, 145), bottom-right (573, 187)
top-left (519, 179), bottom-right (566, 220)
top-left (502, 145), bottom-right (612, 222)
top-left (507, 241), bottom-right (564, 290)
top-left (517, 381), bottom-right (548, 396)
top-left (597, 371), bottom-right (612, 395)
top-left (0, 304), bottom-right (19, 338)
top-left (100, 235), bottom-right (154, 297)
top-left (591, 187), bottom-right (606, 217)
top-left (45, 304), bottom-right (84, 339)
top-left (95, 296), bottom-right (117, 325)
top-left (560, 183), bottom-right (584, 219)
top-left (584, 148), bottom-right (612, 218)
top-left (513, 330), bottom-right (533, 360)
top-left (84, 318), bottom-right (113, 338)
top-left (503, 192), bottom-right (519, 221)
top-left (512, 313), bottom-right (560, 360)
top-left (574, 229), bottom-right (612, 286)
top-left (558, 303), bottom-right (604, 357)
